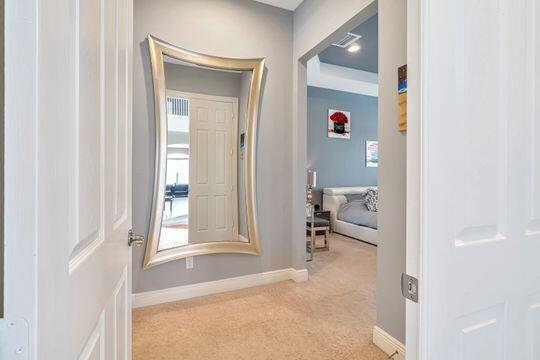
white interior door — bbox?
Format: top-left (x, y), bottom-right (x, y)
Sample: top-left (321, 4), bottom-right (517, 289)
top-left (188, 94), bottom-right (238, 244)
top-left (4, 0), bottom-right (133, 358)
top-left (420, 0), bottom-right (540, 359)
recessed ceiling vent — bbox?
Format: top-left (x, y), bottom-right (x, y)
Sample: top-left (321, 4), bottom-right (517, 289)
top-left (332, 33), bottom-right (362, 48)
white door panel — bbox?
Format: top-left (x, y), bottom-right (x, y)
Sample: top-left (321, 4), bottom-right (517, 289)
top-left (4, 0), bottom-right (133, 358)
top-left (189, 97), bottom-right (238, 244)
top-left (420, 0), bottom-right (540, 359)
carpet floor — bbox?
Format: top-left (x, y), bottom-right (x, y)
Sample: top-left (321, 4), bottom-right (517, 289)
top-left (132, 233), bottom-right (387, 360)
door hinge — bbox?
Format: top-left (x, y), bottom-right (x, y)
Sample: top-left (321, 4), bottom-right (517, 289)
top-left (0, 318), bottom-right (30, 359)
top-left (401, 273), bottom-right (419, 303)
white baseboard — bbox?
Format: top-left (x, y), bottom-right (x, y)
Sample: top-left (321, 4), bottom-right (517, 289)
top-left (132, 268), bottom-right (309, 308)
top-left (373, 326), bottom-right (406, 360)
top-left (289, 268), bottom-right (309, 282)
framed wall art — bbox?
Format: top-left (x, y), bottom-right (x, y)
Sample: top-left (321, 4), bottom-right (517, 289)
top-left (328, 109), bottom-right (351, 139)
top-left (366, 140), bottom-right (378, 167)
top-left (398, 64), bottom-right (407, 132)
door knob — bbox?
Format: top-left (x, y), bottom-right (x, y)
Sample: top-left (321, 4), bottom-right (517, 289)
top-left (128, 230), bottom-right (145, 247)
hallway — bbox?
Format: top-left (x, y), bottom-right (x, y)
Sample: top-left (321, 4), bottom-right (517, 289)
top-left (133, 234), bottom-right (386, 360)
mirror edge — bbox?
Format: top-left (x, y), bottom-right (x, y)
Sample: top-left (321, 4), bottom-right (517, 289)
top-left (143, 34), bottom-right (265, 269)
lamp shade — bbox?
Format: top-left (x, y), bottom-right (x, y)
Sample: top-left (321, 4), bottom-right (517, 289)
top-left (307, 169), bottom-right (316, 187)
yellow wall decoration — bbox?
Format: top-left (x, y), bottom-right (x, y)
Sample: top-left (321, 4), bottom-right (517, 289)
top-left (398, 64), bottom-right (407, 132)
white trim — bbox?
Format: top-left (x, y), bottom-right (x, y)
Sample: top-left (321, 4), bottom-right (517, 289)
top-left (307, 55), bottom-right (378, 97)
top-left (373, 326), bottom-right (406, 360)
top-left (132, 268), bottom-right (309, 308)
top-left (4, 0), bottom-right (39, 357)
top-left (289, 268), bottom-right (309, 282)
top-left (406, 0), bottom-right (421, 359)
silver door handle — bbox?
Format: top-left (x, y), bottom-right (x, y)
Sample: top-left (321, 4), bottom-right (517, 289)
top-left (128, 229), bottom-right (145, 247)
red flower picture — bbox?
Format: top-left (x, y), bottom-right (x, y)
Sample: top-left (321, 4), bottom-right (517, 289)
top-left (328, 109), bottom-right (351, 139)
top-left (330, 111), bottom-right (349, 124)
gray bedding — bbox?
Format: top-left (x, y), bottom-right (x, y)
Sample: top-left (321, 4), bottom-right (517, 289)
top-left (337, 200), bottom-right (378, 229)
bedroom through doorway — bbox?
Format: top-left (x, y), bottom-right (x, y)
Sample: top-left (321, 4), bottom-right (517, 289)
top-left (302, 1), bottom-right (407, 357)
top-left (304, 8), bottom-right (380, 354)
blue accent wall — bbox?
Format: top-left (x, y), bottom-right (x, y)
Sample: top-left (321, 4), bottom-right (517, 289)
top-left (307, 86), bottom-right (378, 205)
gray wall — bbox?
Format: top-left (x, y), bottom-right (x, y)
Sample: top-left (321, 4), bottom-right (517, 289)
top-left (134, 1), bottom-right (407, 346)
top-left (132, 0), bottom-right (293, 294)
top-left (307, 86), bottom-right (378, 205)
top-left (164, 62), bottom-right (241, 97)
top-left (376, 0), bottom-right (407, 343)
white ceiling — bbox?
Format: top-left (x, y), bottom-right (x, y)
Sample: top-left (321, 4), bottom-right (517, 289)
top-left (252, 0), bottom-right (303, 11)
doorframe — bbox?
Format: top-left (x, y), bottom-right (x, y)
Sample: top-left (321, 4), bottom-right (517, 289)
top-left (406, 0), bottom-right (421, 359)
top-left (291, 1), bottom-right (422, 359)
top-left (2, 0), bottom-right (39, 357)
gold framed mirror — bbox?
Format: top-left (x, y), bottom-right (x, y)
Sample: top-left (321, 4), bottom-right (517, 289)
top-left (143, 35), bottom-right (264, 269)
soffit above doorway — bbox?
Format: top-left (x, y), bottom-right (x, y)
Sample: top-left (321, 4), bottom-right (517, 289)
top-left (252, 0), bottom-right (304, 11)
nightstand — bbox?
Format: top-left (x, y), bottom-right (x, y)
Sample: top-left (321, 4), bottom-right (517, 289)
top-left (306, 206), bottom-right (331, 261)
top-left (313, 210), bottom-right (331, 233)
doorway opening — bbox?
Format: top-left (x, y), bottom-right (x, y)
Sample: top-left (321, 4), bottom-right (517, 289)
top-left (161, 95), bottom-right (190, 249)
top-left (303, 11), bottom-right (381, 357)
top-left (294, 1), bottom-right (414, 358)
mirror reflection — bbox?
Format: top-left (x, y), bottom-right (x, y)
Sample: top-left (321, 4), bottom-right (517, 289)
top-left (144, 35), bottom-right (263, 268)
top-left (158, 56), bottom-right (252, 251)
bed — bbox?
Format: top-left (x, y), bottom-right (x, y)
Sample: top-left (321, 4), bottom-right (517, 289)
top-left (322, 186), bottom-right (378, 245)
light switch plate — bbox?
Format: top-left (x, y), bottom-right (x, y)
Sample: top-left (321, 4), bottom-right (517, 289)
top-left (186, 256), bottom-right (194, 269)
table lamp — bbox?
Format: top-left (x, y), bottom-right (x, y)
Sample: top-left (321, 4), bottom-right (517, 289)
top-left (307, 169), bottom-right (317, 204)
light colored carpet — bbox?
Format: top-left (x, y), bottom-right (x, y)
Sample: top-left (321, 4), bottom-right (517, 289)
top-left (133, 233), bottom-right (387, 360)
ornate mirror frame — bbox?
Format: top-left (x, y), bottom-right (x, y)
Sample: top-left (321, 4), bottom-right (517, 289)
top-left (143, 35), bottom-right (264, 269)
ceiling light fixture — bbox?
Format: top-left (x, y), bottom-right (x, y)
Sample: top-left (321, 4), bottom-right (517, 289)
top-left (348, 44), bottom-right (361, 53)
